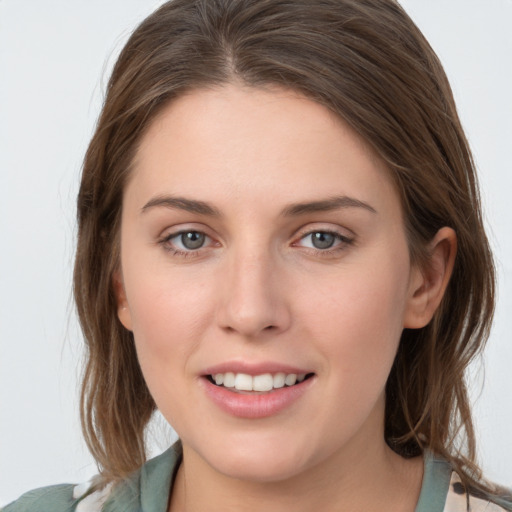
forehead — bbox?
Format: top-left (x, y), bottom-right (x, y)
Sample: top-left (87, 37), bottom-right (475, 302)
top-left (128, 84), bottom-right (400, 220)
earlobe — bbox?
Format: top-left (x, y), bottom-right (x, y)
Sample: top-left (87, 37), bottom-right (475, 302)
top-left (403, 227), bottom-right (457, 329)
top-left (112, 269), bottom-right (133, 331)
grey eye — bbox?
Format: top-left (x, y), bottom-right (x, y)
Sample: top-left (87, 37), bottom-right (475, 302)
top-left (181, 231), bottom-right (206, 250)
top-left (311, 232), bottom-right (336, 249)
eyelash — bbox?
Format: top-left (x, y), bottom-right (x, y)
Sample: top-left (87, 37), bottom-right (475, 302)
top-left (158, 228), bottom-right (354, 259)
top-left (158, 230), bottom-right (214, 258)
top-left (293, 229), bottom-right (354, 257)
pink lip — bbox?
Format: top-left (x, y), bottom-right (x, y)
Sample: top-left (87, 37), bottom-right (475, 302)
top-left (202, 361), bottom-right (311, 376)
top-left (200, 374), bottom-right (315, 419)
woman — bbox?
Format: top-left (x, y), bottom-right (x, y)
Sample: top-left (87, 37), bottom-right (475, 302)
top-left (4, 0), bottom-right (511, 510)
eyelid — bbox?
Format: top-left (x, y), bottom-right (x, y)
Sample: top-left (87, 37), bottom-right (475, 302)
top-left (167, 230), bottom-right (211, 248)
top-left (292, 224), bottom-right (355, 253)
top-left (293, 223), bottom-right (354, 241)
top-left (157, 223), bottom-right (355, 257)
top-left (296, 231), bottom-right (350, 247)
top-left (158, 225), bottom-right (219, 256)
top-left (158, 222), bottom-right (216, 242)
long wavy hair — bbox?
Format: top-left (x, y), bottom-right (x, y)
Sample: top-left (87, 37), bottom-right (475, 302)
top-left (74, 0), bottom-right (496, 493)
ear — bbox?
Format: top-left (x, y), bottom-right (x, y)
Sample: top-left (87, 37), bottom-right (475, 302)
top-left (112, 269), bottom-right (133, 331)
top-left (403, 227), bottom-right (457, 329)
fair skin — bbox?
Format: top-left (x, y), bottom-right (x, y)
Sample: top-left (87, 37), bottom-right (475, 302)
top-left (115, 84), bottom-right (456, 511)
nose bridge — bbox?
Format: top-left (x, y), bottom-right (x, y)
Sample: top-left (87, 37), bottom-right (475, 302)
top-left (217, 240), bottom-right (289, 337)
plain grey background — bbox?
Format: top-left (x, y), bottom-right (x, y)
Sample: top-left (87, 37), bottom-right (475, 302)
top-left (1, 0), bottom-right (511, 505)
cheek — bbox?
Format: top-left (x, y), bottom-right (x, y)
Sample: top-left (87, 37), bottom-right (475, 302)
top-left (128, 276), bottom-right (209, 354)
top-left (121, 258), bottom-right (213, 386)
top-left (303, 256), bottom-right (409, 395)
top-left (124, 271), bottom-right (214, 430)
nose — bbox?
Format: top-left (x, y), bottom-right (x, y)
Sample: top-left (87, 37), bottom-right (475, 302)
top-left (216, 247), bottom-right (291, 338)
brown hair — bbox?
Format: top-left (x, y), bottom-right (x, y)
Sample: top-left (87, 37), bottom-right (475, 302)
top-left (74, 0), bottom-right (496, 493)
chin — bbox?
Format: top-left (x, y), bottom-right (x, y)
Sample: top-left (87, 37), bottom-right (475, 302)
top-left (194, 432), bottom-right (317, 483)
top-left (215, 455), bottom-right (308, 483)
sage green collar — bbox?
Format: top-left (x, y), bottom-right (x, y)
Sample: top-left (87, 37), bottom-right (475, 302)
top-left (415, 450), bottom-right (452, 512)
top-left (104, 444), bottom-right (450, 512)
top-left (103, 443), bottom-right (182, 512)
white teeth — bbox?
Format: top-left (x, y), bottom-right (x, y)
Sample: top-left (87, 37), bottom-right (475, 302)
top-left (234, 373), bottom-right (253, 391)
top-left (284, 373), bottom-right (297, 386)
top-left (211, 371), bottom-right (309, 391)
top-left (273, 372), bottom-right (286, 389)
top-left (223, 372), bottom-right (235, 388)
top-left (253, 374), bottom-right (273, 392)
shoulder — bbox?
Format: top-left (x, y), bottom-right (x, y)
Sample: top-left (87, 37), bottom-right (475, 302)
top-left (1, 484), bottom-right (77, 512)
top-left (445, 471), bottom-right (512, 512)
top-left (2, 444), bottom-right (181, 512)
top-left (417, 451), bottom-right (512, 512)
top-left (2, 478), bottom-right (116, 512)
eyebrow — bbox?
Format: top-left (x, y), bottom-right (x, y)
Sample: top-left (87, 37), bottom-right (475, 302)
top-left (141, 195), bottom-right (221, 216)
top-left (140, 194), bottom-right (377, 217)
top-left (281, 196), bottom-right (377, 216)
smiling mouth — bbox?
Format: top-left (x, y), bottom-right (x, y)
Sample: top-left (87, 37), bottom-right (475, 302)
top-left (206, 372), bottom-right (315, 393)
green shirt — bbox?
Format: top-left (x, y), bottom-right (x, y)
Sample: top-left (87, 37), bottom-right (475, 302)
top-left (3, 445), bottom-right (511, 511)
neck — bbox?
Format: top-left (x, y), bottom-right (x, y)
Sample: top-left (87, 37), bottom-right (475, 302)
top-left (169, 431), bottom-right (423, 512)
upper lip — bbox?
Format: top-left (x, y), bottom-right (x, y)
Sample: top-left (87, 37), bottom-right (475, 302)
top-left (202, 361), bottom-right (313, 376)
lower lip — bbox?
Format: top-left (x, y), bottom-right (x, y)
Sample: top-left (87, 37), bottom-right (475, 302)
top-left (201, 377), bottom-right (314, 419)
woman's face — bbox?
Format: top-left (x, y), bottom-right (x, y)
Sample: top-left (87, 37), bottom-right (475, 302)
top-left (117, 84), bottom-right (425, 482)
